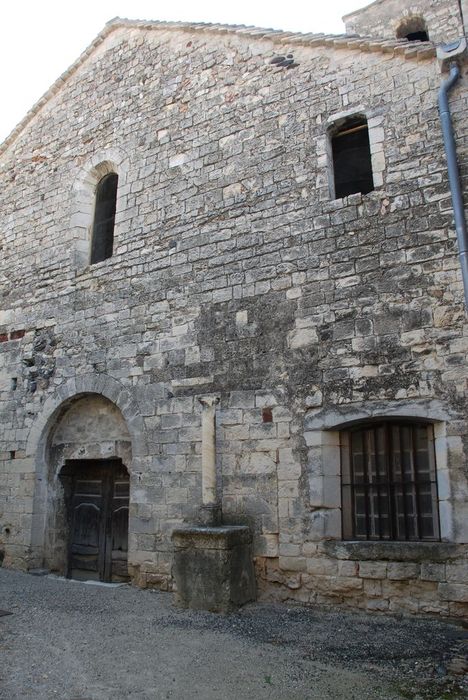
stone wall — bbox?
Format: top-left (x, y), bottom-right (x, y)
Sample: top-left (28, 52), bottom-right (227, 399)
top-left (0, 20), bottom-right (468, 617)
top-left (257, 543), bottom-right (468, 617)
top-left (343, 0), bottom-right (464, 43)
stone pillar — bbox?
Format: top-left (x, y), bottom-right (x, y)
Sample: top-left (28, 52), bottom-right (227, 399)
top-left (198, 396), bottom-right (221, 525)
top-left (171, 395), bottom-right (257, 611)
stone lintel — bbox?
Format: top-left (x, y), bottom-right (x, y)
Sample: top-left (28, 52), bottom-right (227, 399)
top-left (323, 540), bottom-right (462, 563)
top-left (172, 525), bottom-right (252, 550)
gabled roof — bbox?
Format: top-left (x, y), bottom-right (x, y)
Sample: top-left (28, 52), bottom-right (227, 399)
top-left (0, 17), bottom-right (436, 158)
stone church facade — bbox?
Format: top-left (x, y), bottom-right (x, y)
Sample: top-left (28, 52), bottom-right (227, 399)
top-left (1, 0), bottom-right (468, 617)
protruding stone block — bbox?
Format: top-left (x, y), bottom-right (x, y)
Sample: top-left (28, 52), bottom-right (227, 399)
top-left (171, 525), bottom-right (256, 612)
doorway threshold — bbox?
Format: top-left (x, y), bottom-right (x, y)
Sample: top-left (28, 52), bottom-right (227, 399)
top-left (47, 575), bottom-right (127, 588)
top-left (83, 580), bottom-right (127, 588)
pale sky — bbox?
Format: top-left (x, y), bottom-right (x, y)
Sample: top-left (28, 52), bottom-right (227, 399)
top-left (0, 0), bottom-right (362, 144)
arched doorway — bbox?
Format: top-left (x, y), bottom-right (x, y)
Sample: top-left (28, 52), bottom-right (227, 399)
top-left (43, 393), bottom-right (133, 581)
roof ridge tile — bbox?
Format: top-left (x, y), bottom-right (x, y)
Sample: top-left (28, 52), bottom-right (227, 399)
top-left (0, 18), bottom-right (437, 158)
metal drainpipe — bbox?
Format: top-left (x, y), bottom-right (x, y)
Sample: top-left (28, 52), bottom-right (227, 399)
top-left (438, 62), bottom-right (468, 310)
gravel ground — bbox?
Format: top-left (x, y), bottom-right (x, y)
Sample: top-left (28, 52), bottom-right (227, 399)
top-left (0, 568), bottom-right (467, 700)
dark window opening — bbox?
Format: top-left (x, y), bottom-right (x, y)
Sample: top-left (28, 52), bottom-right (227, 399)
top-left (405, 30), bottom-right (429, 41)
top-left (11, 378), bottom-right (17, 391)
top-left (90, 172), bottom-right (118, 265)
top-left (396, 17), bottom-right (429, 42)
top-left (331, 118), bottom-right (374, 199)
top-left (262, 407), bottom-right (273, 423)
top-left (341, 421), bottom-right (440, 542)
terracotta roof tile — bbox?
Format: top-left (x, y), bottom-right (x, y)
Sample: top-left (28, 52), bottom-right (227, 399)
top-left (0, 18), bottom-right (436, 157)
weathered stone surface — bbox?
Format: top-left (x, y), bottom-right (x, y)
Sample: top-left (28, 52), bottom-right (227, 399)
top-left (387, 563), bottom-right (420, 581)
top-left (439, 583), bottom-right (468, 603)
top-left (171, 526), bottom-right (256, 612)
top-left (420, 563), bottom-right (446, 582)
top-left (344, 0), bottom-right (464, 44)
top-left (323, 541), bottom-right (462, 563)
top-left (359, 562), bottom-right (388, 579)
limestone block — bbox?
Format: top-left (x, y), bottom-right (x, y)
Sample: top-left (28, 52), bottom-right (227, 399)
top-left (309, 475), bottom-right (340, 508)
top-left (420, 563), bottom-right (446, 582)
top-left (279, 543), bottom-right (302, 557)
top-left (278, 556), bottom-right (307, 572)
top-left (278, 480), bottom-right (299, 499)
top-left (331, 576), bottom-right (363, 593)
top-left (338, 560), bottom-right (358, 577)
top-left (439, 583), bottom-right (468, 603)
top-left (245, 452), bottom-right (277, 475)
top-left (359, 561), bottom-right (387, 579)
top-left (169, 153), bottom-right (187, 168)
top-left (439, 500), bottom-right (455, 541)
top-left (302, 542), bottom-right (318, 557)
top-left (223, 182), bottom-right (242, 199)
top-left (277, 456), bottom-right (301, 480)
top-left (288, 327), bottom-right (318, 349)
top-left (304, 390), bottom-right (323, 408)
top-left (445, 563), bottom-right (468, 583)
top-left (256, 534), bottom-right (278, 557)
top-left (389, 598), bottom-right (419, 615)
top-left (387, 563), bottom-right (420, 580)
top-left (306, 558), bottom-right (338, 576)
top-left (307, 509), bottom-right (341, 540)
top-left (436, 469), bottom-right (451, 501)
top-left (363, 579), bottom-right (382, 597)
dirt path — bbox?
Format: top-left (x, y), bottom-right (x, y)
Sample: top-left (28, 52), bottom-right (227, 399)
top-left (0, 568), bottom-right (466, 699)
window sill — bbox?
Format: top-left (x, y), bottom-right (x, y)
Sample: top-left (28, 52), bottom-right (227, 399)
top-left (323, 540), bottom-right (460, 563)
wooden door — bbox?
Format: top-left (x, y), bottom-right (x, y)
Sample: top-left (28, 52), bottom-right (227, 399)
top-left (67, 460), bottom-right (129, 582)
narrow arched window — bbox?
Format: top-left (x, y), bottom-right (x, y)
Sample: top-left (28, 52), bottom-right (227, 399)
top-left (331, 117), bottom-right (374, 199)
top-left (90, 172), bottom-right (118, 264)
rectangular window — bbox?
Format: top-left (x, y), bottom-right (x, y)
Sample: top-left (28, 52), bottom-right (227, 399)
top-left (341, 422), bottom-right (440, 541)
top-left (331, 118), bottom-right (374, 199)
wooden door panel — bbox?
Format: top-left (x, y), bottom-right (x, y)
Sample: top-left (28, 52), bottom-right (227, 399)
top-left (110, 478), bottom-right (130, 581)
top-left (69, 477), bottom-right (104, 579)
top-left (67, 461), bottom-right (129, 583)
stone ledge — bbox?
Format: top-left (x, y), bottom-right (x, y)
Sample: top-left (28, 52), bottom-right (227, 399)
top-left (172, 525), bottom-right (252, 550)
top-left (323, 540), bottom-right (462, 563)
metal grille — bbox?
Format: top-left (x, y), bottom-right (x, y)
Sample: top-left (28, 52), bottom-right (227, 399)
top-left (341, 422), bottom-right (440, 541)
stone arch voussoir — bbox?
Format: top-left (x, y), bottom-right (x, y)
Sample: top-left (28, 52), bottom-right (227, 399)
top-left (27, 373), bottom-right (148, 461)
top-left (69, 146), bottom-right (131, 269)
top-left (27, 374), bottom-right (148, 569)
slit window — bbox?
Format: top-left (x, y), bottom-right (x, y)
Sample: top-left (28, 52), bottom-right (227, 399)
top-left (90, 172), bottom-right (118, 265)
top-left (331, 118), bottom-right (374, 199)
top-left (341, 421), bottom-right (440, 542)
